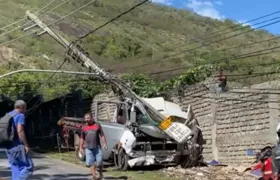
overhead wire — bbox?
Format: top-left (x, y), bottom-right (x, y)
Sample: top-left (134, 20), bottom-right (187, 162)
top-left (0, 0), bottom-right (72, 39)
top-left (4, 1), bottom-right (280, 114)
top-left (75, 0), bottom-right (150, 41)
top-left (121, 33), bottom-right (280, 71)
top-left (107, 12), bottom-right (280, 71)
top-left (22, 0), bottom-right (100, 116)
top-left (25, 60), bottom-right (68, 116)
top-left (131, 9), bottom-right (280, 65)
top-left (148, 44), bottom-right (280, 76)
top-left (0, 0), bottom-right (56, 31)
top-left (0, 0), bottom-right (96, 46)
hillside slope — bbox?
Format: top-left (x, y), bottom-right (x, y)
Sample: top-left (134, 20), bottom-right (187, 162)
top-left (0, 0), bottom-right (280, 98)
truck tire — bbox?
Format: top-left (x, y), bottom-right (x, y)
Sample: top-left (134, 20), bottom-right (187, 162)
top-left (180, 130), bottom-right (204, 168)
top-left (114, 147), bottom-right (129, 171)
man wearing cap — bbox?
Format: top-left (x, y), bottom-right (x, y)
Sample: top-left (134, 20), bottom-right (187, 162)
top-left (6, 100), bottom-right (33, 180)
top-left (79, 112), bottom-right (108, 180)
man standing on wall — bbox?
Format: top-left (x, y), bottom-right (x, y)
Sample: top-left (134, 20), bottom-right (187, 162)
top-left (6, 100), bottom-right (33, 180)
top-left (79, 112), bottom-right (108, 180)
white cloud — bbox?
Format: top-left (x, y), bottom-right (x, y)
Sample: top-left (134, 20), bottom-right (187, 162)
top-left (214, 1), bottom-right (223, 6)
top-left (152, 0), bottom-right (173, 5)
top-left (186, 0), bottom-right (225, 20)
top-left (238, 20), bottom-right (253, 27)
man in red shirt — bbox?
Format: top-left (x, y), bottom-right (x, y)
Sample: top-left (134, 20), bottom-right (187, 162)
top-left (252, 146), bottom-right (275, 180)
top-left (252, 157), bottom-right (274, 180)
top-left (79, 113), bottom-right (108, 180)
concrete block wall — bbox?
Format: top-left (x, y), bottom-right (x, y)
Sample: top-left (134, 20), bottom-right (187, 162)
top-left (175, 85), bottom-right (213, 161)
top-left (177, 81), bottom-right (280, 165)
top-left (215, 92), bottom-right (271, 164)
top-left (91, 91), bottom-right (119, 121)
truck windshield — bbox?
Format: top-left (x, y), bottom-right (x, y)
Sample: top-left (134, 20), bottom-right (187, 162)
top-left (137, 114), bottom-right (157, 126)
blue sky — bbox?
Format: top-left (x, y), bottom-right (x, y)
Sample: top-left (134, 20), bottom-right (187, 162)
top-left (152, 0), bottom-right (280, 35)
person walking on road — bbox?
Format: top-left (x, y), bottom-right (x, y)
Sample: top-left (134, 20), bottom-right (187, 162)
top-left (6, 100), bottom-right (33, 180)
top-left (79, 112), bottom-right (108, 180)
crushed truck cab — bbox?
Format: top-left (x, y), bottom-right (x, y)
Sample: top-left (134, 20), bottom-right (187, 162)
top-left (60, 97), bottom-right (204, 170)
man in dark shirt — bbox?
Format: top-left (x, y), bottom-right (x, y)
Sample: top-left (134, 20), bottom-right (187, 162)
top-left (79, 113), bottom-right (108, 180)
top-left (215, 69), bottom-right (227, 92)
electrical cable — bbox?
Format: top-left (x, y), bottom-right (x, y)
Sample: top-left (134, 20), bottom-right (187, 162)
top-left (75, 0), bottom-right (150, 41)
top-left (148, 45), bottom-right (280, 76)
top-left (112, 17), bottom-right (280, 72)
top-left (0, 0), bottom-right (93, 46)
top-left (0, 0), bottom-right (56, 31)
top-left (0, 0), bottom-right (72, 39)
top-left (122, 35), bottom-right (280, 71)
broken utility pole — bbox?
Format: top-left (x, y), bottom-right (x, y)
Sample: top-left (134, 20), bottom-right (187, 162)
top-left (24, 10), bottom-right (193, 143)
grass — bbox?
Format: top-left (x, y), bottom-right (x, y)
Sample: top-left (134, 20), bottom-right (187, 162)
top-left (46, 150), bottom-right (179, 180)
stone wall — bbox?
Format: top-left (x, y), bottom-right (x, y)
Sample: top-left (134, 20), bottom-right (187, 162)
top-left (175, 81), bottom-right (280, 164)
top-left (176, 85), bottom-right (214, 161)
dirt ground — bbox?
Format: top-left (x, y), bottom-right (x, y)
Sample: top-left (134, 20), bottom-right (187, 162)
top-left (46, 151), bottom-right (257, 180)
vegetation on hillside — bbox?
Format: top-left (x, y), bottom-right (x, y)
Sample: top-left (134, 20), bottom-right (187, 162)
top-left (1, 0), bottom-right (280, 100)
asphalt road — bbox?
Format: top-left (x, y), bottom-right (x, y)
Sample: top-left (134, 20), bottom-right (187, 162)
top-left (0, 150), bottom-right (127, 180)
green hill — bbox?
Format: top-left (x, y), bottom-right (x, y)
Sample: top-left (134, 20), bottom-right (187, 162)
top-left (1, 0), bottom-right (280, 99)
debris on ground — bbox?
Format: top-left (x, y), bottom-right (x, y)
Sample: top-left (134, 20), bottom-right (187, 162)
top-left (163, 166), bottom-right (256, 180)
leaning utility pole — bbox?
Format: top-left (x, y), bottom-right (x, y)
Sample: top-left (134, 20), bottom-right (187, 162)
top-left (24, 10), bottom-right (193, 143)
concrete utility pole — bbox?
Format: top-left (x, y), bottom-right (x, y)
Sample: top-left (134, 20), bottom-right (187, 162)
top-left (23, 10), bottom-right (193, 144)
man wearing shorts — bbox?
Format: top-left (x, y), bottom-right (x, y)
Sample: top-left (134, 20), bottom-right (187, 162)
top-left (79, 113), bottom-right (108, 180)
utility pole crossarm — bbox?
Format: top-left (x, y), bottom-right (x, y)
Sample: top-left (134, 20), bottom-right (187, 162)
top-left (25, 10), bottom-right (106, 76)
top-left (25, 10), bottom-right (69, 48)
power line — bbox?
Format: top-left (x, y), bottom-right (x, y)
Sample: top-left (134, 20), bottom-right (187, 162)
top-left (0, 78), bottom-right (95, 88)
top-left (0, 0), bottom-right (56, 31)
top-left (148, 45), bottom-right (280, 76)
top-left (24, 0), bottom-right (101, 116)
top-left (114, 17), bottom-right (280, 72)
top-left (0, 0), bottom-right (72, 39)
top-left (0, 0), bottom-right (96, 47)
top-left (188, 16), bottom-right (280, 48)
top-left (76, 0), bottom-right (150, 41)
top-left (139, 9), bottom-right (280, 63)
top-left (25, 60), bottom-right (68, 116)
top-left (118, 35), bottom-right (280, 71)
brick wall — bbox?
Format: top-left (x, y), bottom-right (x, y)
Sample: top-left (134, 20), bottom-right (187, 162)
top-left (175, 81), bottom-right (280, 164)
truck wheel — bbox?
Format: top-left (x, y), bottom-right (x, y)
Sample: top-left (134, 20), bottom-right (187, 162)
top-left (114, 147), bottom-right (129, 170)
top-left (180, 132), bottom-right (204, 168)
top-left (180, 146), bottom-right (202, 168)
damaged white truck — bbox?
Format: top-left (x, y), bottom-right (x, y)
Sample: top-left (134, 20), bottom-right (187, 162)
top-left (60, 97), bottom-right (204, 170)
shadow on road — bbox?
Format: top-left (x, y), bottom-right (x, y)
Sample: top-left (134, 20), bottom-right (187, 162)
top-left (0, 166), bottom-right (128, 180)
top-left (0, 166), bottom-right (88, 180)
top-left (103, 176), bottom-right (128, 180)
top-left (0, 149), bottom-right (45, 160)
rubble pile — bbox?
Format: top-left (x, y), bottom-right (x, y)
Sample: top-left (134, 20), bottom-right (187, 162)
top-left (164, 166), bottom-right (256, 180)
